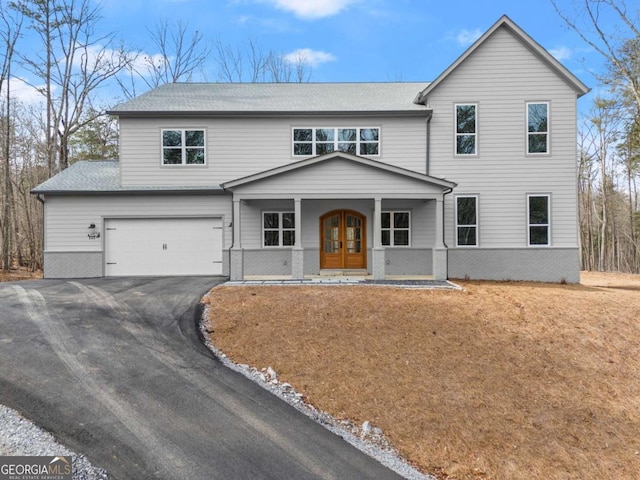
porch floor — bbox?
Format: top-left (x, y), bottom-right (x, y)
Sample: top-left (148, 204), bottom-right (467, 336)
top-left (243, 274), bottom-right (436, 281)
top-left (231, 275), bottom-right (458, 289)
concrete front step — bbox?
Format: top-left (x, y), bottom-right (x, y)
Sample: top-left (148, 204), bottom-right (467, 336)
top-left (318, 269), bottom-right (368, 276)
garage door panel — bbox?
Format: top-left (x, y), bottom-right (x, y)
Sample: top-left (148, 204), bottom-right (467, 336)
top-left (105, 218), bottom-right (223, 276)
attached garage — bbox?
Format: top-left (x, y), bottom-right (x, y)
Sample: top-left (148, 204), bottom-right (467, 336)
top-left (105, 218), bottom-right (223, 276)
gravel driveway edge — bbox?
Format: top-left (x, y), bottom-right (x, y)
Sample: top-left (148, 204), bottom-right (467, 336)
top-left (0, 404), bottom-right (109, 479)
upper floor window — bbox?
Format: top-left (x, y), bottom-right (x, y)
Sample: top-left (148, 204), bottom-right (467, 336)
top-left (381, 211), bottom-right (410, 246)
top-left (456, 196), bottom-right (478, 246)
top-left (263, 212), bottom-right (295, 247)
top-left (293, 127), bottom-right (379, 156)
top-left (528, 194), bottom-right (550, 246)
top-left (527, 102), bottom-right (549, 154)
top-left (455, 104), bottom-right (477, 155)
top-left (162, 129), bottom-right (205, 165)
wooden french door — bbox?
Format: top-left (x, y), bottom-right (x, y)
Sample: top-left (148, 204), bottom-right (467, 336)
top-left (320, 210), bottom-right (366, 269)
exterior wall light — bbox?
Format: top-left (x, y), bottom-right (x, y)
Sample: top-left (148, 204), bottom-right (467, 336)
top-left (88, 223), bottom-right (100, 239)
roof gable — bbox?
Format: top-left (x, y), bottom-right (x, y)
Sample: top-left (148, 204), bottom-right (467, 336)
top-left (417, 15), bottom-right (589, 102)
top-left (222, 152), bottom-right (456, 193)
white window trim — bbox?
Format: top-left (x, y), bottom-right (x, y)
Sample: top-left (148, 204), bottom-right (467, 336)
top-left (161, 128), bottom-right (207, 166)
top-left (381, 210), bottom-right (411, 247)
top-left (454, 103), bottom-right (478, 156)
top-left (455, 195), bottom-right (479, 247)
top-left (526, 102), bottom-right (550, 155)
top-left (292, 127), bottom-right (381, 157)
top-left (527, 194), bottom-right (551, 247)
top-left (262, 211), bottom-right (295, 248)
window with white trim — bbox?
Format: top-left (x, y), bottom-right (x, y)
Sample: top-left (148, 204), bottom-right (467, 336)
top-left (381, 211), bottom-right (410, 246)
top-left (528, 195), bottom-right (550, 246)
top-left (293, 127), bottom-right (379, 156)
top-left (455, 104), bottom-right (477, 155)
top-left (527, 102), bottom-right (549, 154)
top-left (456, 196), bottom-right (478, 246)
top-left (162, 129), bottom-right (205, 165)
top-left (263, 212), bottom-right (295, 247)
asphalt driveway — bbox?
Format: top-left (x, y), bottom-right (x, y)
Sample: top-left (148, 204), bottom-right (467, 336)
top-left (0, 277), bottom-right (403, 479)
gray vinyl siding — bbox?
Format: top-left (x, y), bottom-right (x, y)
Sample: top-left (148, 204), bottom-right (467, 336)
top-left (230, 159), bottom-right (445, 199)
top-left (118, 116), bottom-right (427, 186)
top-left (425, 27), bottom-right (579, 249)
top-left (43, 194), bottom-right (232, 255)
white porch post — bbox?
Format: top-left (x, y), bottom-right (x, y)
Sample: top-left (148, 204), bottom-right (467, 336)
top-left (372, 197), bottom-right (385, 279)
top-left (230, 198), bottom-right (244, 280)
top-left (432, 194), bottom-right (448, 280)
top-left (292, 197), bottom-right (304, 279)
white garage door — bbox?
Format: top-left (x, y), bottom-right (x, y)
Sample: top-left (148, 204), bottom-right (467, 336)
top-left (105, 218), bottom-right (223, 276)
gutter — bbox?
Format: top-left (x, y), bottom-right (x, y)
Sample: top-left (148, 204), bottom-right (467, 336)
top-left (108, 110), bottom-right (433, 119)
top-left (30, 189), bottom-right (227, 196)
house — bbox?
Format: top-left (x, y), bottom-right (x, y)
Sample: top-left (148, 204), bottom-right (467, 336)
top-left (32, 15), bottom-right (589, 282)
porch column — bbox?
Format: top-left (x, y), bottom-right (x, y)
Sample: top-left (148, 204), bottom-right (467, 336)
top-left (372, 197), bottom-right (385, 280)
top-left (432, 194), bottom-right (448, 280)
top-left (291, 197), bottom-right (304, 279)
top-left (230, 198), bottom-right (244, 281)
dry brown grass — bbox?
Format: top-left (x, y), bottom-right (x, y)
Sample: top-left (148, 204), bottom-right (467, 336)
top-left (203, 272), bottom-right (640, 480)
top-left (0, 267), bottom-right (42, 282)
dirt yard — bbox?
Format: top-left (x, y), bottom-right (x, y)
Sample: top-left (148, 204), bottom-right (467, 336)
top-left (204, 272), bottom-right (640, 480)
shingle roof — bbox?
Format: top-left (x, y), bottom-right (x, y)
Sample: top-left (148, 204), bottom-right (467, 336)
top-left (31, 160), bottom-right (223, 194)
top-left (109, 82), bottom-right (431, 115)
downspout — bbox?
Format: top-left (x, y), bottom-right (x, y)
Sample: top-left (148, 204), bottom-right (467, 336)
top-left (442, 186), bottom-right (453, 279)
top-left (36, 194), bottom-right (45, 274)
top-left (426, 114), bottom-right (432, 175)
top-left (442, 187), bottom-right (453, 249)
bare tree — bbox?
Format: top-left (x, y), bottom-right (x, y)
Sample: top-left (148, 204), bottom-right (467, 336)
top-left (553, 0), bottom-right (640, 272)
top-left (12, 0), bottom-right (136, 172)
top-left (118, 19), bottom-right (210, 99)
top-left (551, 0), bottom-right (640, 111)
top-left (214, 36), bottom-right (311, 83)
top-left (0, 3), bottom-right (22, 271)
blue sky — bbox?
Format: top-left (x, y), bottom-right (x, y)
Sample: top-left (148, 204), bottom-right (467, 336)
top-left (99, 0), bottom-right (603, 81)
top-left (13, 0), bottom-right (619, 108)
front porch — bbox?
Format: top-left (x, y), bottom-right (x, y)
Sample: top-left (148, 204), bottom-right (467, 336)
top-left (228, 197), bottom-right (449, 280)
top-left (222, 152), bottom-right (456, 281)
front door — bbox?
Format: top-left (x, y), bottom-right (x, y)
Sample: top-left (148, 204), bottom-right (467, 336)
top-left (320, 210), bottom-right (366, 269)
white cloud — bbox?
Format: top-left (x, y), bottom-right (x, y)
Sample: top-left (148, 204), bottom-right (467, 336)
top-left (455, 28), bottom-right (482, 47)
top-left (7, 77), bottom-right (46, 104)
top-left (264, 0), bottom-right (357, 19)
top-left (129, 53), bottom-right (171, 76)
top-left (283, 48), bottom-right (336, 67)
top-left (549, 46), bottom-right (572, 62)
